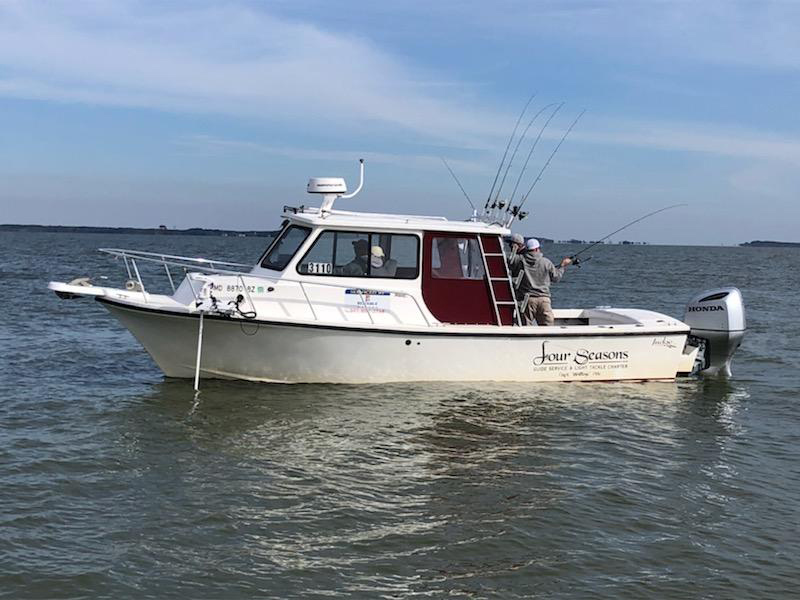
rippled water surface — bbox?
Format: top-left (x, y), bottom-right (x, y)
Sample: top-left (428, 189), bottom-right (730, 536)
top-left (1, 232), bottom-right (799, 598)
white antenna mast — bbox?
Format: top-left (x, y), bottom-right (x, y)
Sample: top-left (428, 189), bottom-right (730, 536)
top-left (341, 159), bottom-right (364, 199)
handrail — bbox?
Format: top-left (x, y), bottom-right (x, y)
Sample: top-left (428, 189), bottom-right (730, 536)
top-left (99, 247), bottom-right (432, 327)
top-left (131, 258), bottom-right (148, 304)
top-left (99, 248), bottom-right (252, 269)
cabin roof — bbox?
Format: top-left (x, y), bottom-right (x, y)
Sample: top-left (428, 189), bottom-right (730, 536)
top-left (284, 207), bottom-right (512, 235)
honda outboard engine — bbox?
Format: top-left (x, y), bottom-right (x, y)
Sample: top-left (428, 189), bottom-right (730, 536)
top-left (683, 287), bottom-right (746, 376)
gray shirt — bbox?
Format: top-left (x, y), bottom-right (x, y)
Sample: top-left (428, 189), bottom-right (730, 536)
top-left (508, 249), bottom-right (565, 298)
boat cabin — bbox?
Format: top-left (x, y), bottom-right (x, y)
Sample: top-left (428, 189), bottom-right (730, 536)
top-left (248, 206), bottom-right (518, 327)
top-left (213, 165), bottom-right (524, 328)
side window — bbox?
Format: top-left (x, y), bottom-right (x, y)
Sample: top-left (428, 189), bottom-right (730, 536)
top-left (369, 233), bottom-right (419, 279)
top-left (298, 231), bottom-right (335, 275)
top-left (431, 237), bottom-right (485, 280)
top-left (297, 231), bottom-right (420, 279)
top-left (260, 225), bottom-right (311, 270)
top-left (335, 232), bottom-right (371, 276)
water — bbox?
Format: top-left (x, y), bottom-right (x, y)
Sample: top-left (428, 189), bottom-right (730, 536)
top-left (1, 231), bottom-right (799, 598)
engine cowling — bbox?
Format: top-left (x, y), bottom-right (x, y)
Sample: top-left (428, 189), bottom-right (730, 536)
top-left (683, 287), bottom-right (746, 376)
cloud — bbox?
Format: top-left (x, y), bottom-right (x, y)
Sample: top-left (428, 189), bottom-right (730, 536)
top-left (0, 1), bottom-right (505, 144)
top-left (728, 162), bottom-right (800, 202)
top-left (173, 134), bottom-right (493, 174)
top-left (2, 0), bottom-right (800, 169)
top-left (440, 0), bottom-right (800, 71)
top-left (573, 117), bottom-right (800, 166)
top-left (629, 0), bottom-right (800, 71)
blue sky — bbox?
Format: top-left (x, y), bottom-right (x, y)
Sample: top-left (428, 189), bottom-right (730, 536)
top-left (1, 0), bottom-right (799, 244)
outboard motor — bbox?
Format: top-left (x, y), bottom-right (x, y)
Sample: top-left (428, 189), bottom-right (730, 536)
top-left (683, 287), bottom-right (746, 376)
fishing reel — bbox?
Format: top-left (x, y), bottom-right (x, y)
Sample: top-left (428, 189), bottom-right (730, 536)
top-left (505, 206), bottom-right (528, 226)
top-left (568, 255), bottom-right (592, 268)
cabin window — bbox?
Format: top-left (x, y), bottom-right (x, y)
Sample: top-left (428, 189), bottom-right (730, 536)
top-left (430, 237), bottom-right (485, 280)
top-left (297, 230), bottom-right (419, 279)
top-left (334, 232), bottom-right (371, 275)
top-left (260, 225), bottom-right (312, 271)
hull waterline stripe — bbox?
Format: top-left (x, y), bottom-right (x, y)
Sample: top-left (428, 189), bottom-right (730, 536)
top-left (96, 296), bottom-right (689, 339)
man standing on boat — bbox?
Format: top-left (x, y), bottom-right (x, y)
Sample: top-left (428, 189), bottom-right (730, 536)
top-left (508, 234), bottom-right (572, 326)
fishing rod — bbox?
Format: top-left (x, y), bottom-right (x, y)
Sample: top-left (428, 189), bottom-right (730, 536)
top-left (569, 203), bottom-right (689, 264)
top-left (515, 109), bottom-right (585, 218)
top-left (440, 157), bottom-right (476, 213)
top-left (491, 102), bottom-right (559, 210)
top-left (485, 93), bottom-right (536, 211)
top-left (506, 102), bottom-right (564, 211)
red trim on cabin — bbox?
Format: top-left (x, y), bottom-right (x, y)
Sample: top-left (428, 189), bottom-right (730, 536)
top-left (480, 235), bottom-right (502, 253)
top-left (422, 231), bottom-right (495, 325)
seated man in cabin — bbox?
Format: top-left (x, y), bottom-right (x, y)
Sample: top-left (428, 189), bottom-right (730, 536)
top-left (508, 235), bottom-right (572, 326)
top-left (341, 239), bottom-right (370, 276)
top-left (370, 246), bottom-right (398, 277)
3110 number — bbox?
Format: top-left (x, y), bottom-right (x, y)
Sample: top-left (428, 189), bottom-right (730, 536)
top-left (307, 262), bottom-right (333, 275)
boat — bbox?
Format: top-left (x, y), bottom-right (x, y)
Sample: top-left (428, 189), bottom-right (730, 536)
top-left (48, 160), bottom-right (746, 385)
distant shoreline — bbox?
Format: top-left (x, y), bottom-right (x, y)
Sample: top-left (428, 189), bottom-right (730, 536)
top-left (739, 240), bottom-right (800, 248)
top-left (0, 224), bottom-right (278, 237)
top-left (0, 225), bottom-right (633, 245)
top-left (3, 225), bottom-right (797, 247)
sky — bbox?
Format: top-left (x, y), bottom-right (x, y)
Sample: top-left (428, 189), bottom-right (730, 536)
top-left (1, 0), bottom-right (799, 244)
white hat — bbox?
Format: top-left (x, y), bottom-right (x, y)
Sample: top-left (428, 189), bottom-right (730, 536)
top-left (370, 246), bottom-right (385, 268)
top-left (526, 238), bottom-right (540, 251)
top-left (510, 233), bottom-right (524, 246)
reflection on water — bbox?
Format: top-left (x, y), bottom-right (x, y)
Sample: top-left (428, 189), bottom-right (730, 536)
top-left (83, 377), bottom-right (764, 597)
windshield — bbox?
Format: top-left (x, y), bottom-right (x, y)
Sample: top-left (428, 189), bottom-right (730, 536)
top-left (260, 225), bottom-right (311, 271)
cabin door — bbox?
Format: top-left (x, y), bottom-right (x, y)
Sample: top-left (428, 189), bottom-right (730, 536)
top-left (421, 231), bottom-right (495, 325)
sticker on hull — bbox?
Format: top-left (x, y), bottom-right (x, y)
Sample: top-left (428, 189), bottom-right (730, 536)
top-left (344, 289), bottom-right (391, 313)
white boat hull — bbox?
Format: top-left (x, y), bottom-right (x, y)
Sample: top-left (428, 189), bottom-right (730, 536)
top-left (101, 299), bottom-right (694, 384)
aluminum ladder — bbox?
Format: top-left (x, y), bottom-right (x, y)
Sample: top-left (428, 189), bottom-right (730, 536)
top-left (478, 234), bottom-right (521, 326)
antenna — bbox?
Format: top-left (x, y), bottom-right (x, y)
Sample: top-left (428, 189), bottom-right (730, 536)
top-left (515, 109), bottom-right (585, 217)
top-left (340, 158), bottom-right (365, 199)
top-left (491, 102), bottom-right (559, 207)
top-left (440, 157), bottom-right (476, 212)
top-left (484, 93), bottom-right (536, 211)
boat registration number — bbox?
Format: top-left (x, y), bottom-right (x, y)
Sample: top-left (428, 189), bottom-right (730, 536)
top-left (307, 262), bottom-right (333, 275)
